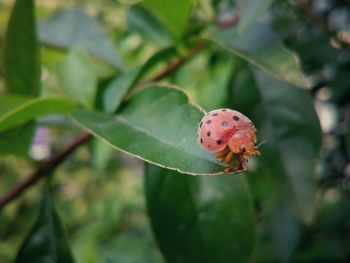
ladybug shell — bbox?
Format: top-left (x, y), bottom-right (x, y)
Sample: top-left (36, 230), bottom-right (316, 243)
top-left (197, 109), bottom-right (255, 153)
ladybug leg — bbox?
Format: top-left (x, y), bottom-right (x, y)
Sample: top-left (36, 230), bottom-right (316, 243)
top-left (224, 150), bottom-right (234, 163)
top-left (216, 147), bottom-right (231, 162)
top-left (254, 149), bottom-right (261, 156)
top-left (252, 140), bottom-right (266, 156)
top-left (223, 150), bottom-right (235, 173)
top-left (236, 152), bottom-right (247, 172)
top-left (217, 148), bottom-right (236, 173)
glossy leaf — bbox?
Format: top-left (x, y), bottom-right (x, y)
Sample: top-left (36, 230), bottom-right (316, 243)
top-left (237, 0), bottom-right (273, 34)
top-left (142, 0), bottom-right (192, 38)
top-left (126, 5), bottom-right (173, 46)
top-left (103, 47), bottom-right (177, 113)
top-left (38, 8), bottom-right (123, 69)
top-left (73, 85), bottom-right (228, 175)
top-left (207, 23), bottom-right (310, 88)
top-left (145, 164), bottom-right (256, 263)
top-left (3, 0), bottom-right (40, 95)
top-left (56, 48), bottom-right (97, 110)
top-left (0, 95), bottom-right (76, 133)
top-left (15, 184), bottom-right (75, 263)
top-left (231, 66), bottom-right (322, 222)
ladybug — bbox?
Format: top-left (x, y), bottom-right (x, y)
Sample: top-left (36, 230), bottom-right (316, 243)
top-left (197, 108), bottom-right (261, 173)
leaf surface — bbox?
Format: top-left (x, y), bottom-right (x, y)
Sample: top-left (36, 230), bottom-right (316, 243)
top-left (103, 47), bottom-right (177, 113)
top-left (0, 123), bottom-right (35, 156)
top-left (207, 23), bottom-right (309, 88)
top-left (126, 5), bottom-right (173, 46)
top-left (73, 85), bottom-right (228, 175)
top-left (4, 0), bottom-right (40, 95)
top-left (231, 65), bottom-right (322, 221)
top-left (56, 48), bottom-right (97, 110)
top-left (237, 0), bottom-right (273, 34)
top-left (0, 95), bottom-right (75, 132)
top-left (145, 164), bottom-right (256, 263)
top-left (15, 185), bottom-right (75, 263)
top-left (142, 0), bottom-right (192, 38)
top-left (38, 8), bottom-right (122, 69)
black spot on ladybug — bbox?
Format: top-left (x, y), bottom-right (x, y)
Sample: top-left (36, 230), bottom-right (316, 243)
top-left (200, 138), bottom-right (203, 144)
top-left (222, 109), bottom-right (227, 111)
top-left (233, 116), bottom-right (239, 121)
top-left (216, 140), bottom-right (222, 145)
top-left (200, 121), bottom-right (203, 127)
top-left (221, 121), bottom-right (228, 127)
top-left (207, 131), bottom-right (211, 137)
top-left (212, 113), bottom-right (218, 116)
top-left (207, 120), bottom-right (212, 124)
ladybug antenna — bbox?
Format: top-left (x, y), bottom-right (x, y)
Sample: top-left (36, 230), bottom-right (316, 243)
top-left (255, 140), bottom-right (267, 148)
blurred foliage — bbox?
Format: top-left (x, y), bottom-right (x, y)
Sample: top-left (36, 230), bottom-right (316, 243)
top-left (1, 0), bottom-right (350, 263)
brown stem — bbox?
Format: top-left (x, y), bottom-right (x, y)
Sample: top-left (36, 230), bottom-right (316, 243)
top-left (0, 45), bottom-right (205, 208)
top-left (0, 15), bottom-right (237, 208)
top-left (142, 44), bottom-right (204, 84)
top-left (0, 132), bottom-right (92, 208)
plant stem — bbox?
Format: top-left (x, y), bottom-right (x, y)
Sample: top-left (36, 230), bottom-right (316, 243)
top-left (142, 44), bottom-right (204, 84)
top-left (0, 45), bottom-right (205, 209)
top-left (0, 12), bottom-right (243, 208)
top-left (0, 132), bottom-right (92, 208)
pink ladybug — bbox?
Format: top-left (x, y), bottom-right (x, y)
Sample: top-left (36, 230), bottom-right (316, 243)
top-left (197, 108), bottom-right (261, 173)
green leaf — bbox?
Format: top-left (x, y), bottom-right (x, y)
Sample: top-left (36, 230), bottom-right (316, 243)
top-left (91, 138), bottom-right (114, 172)
top-left (56, 48), bottom-right (97, 110)
top-left (145, 164), bottom-right (256, 263)
top-left (38, 8), bottom-right (123, 69)
top-left (15, 184), bottom-right (75, 263)
top-left (175, 52), bottom-right (233, 111)
top-left (207, 23), bottom-right (310, 88)
top-left (231, 66), bottom-right (322, 222)
top-left (0, 95), bottom-right (76, 133)
top-left (237, 0), bottom-right (273, 34)
top-left (126, 5), bottom-right (173, 46)
top-left (103, 47), bottom-right (177, 113)
top-left (73, 85), bottom-right (227, 175)
top-left (3, 0), bottom-right (40, 95)
top-left (269, 202), bottom-right (299, 263)
top-left (0, 122), bottom-right (35, 156)
top-left (103, 68), bottom-right (140, 113)
top-left (142, 0), bottom-right (193, 38)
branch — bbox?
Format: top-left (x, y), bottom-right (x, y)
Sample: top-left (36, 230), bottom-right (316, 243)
top-left (1, 16), bottom-right (238, 208)
top-left (0, 132), bottom-right (92, 208)
top-left (144, 45), bottom-right (204, 83)
top-left (0, 45), bottom-right (205, 209)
